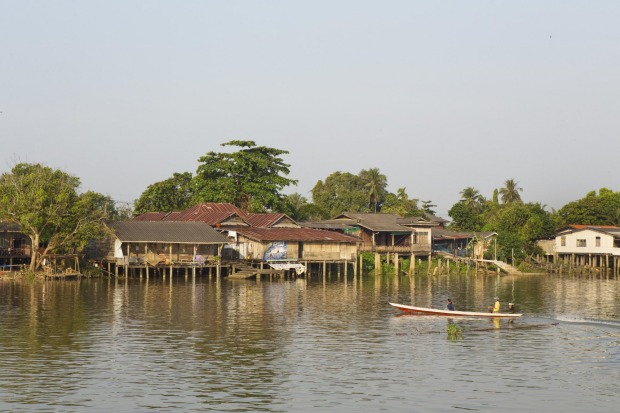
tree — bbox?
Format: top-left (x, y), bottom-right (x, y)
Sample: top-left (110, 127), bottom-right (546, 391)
top-left (311, 172), bottom-right (368, 217)
top-left (460, 187), bottom-right (485, 212)
top-left (421, 200), bottom-right (437, 216)
top-left (499, 179), bottom-right (523, 204)
top-left (448, 202), bottom-right (483, 231)
top-left (381, 187), bottom-right (420, 217)
top-left (134, 172), bottom-right (193, 214)
top-left (557, 189), bottom-right (620, 226)
top-left (192, 141), bottom-right (297, 212)
top-left (359, 168), bottom-right (387, 212)
top-left (0, 163), bottom-right (109, 271)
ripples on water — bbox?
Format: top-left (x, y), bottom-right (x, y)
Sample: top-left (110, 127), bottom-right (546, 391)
top-left (0, 273), bottom-right (619, 412)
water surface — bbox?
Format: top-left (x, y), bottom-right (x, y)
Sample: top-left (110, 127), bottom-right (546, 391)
top-left (1, 272), bottom-right (619, 412)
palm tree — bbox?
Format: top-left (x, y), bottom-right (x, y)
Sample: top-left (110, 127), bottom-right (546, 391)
top-left (499, 179), bottom-right (523, 204)
top-left (460, 187), bottom-right (483, 208)
top-left (284, 193), bottom-right (308, 220)
top-left (359, 168), bottom-right (387, 213)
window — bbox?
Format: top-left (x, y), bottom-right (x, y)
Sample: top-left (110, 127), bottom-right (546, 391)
top-left (596, 236), bottom-right (601, 247)
top-left (560, 236), bottom-right (566, 247)
top-left (576, 239), bottom-right (586, 247)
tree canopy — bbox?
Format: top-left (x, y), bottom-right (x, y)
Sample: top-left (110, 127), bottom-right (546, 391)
top-left (557, 188), bottom-right (620, 226)
top-left (311, 171), bottom-right (368, 218)
top-left (192, 140), bottom-right (297, 212)
top-left (0, 163), bottom-right (110, 271)
top-left (134, 172), bottom-right (194, 214)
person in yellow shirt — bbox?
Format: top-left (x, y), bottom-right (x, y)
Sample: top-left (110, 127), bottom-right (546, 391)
top-left (487, 296), bottom-right (501, 313)
top-left (492, 296), bottom-right (501, 313)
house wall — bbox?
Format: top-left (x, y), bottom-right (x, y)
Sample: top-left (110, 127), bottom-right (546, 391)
top-left (112, 241), bottom-right (221, 265)
top-left (555, 229), bottom-right (619, 256)
top-left (237, 236), bottom-right (358, 261)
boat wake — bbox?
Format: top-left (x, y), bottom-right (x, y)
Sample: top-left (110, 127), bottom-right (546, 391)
top-left (553, 314), bottom-right (620, 328)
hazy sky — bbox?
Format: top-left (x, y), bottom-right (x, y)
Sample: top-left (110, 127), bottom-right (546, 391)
top-left (1, 1), bottom-right (619, 217)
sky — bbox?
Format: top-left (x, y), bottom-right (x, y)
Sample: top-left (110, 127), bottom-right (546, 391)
top-left (1, 1), bottom-right (619, 218)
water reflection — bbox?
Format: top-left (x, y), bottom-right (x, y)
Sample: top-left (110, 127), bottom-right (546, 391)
top-left (0, 272), bottom-right (619, 412)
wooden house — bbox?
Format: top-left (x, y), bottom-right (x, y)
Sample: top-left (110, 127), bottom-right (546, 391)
top-left (316, 213), bottom-right (438, 255)
top-left (228, 227), bottom-right (360, 262)
top-left (94, 221), bottom-right (229, 277)
top-left (554, 225), bottom-right (620, 271)
top-left (433, 229), bottom-right (497, 259)
top-left (0, 221), bottom-right (32, 270)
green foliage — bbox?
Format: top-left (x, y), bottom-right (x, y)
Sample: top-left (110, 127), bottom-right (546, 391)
top-left (557, 188), bottom-right (620, 226)
top-left (483, 202), bottom-right (556, 258)
top-left (359, 252), bottom-right (376, 273)
top-left (192, 140), bottom-right (297, 212)
top-left (311, 171), bottom-right (369, 217)
top-left (499, 179), bottom-right (523, 204)
top-left (134, 172), bottom-right (193, 214)
top-left (421, 200), bottom-right (436, 215)
top-left (381, 187), bottom-right (421, 217)
top-left (0, 163), bottom-right (109, 271)
top-left (359, 168), bottom-right (387, 213)
top-left (447, 323), bottom-right (463, 339)
top-left (448, 201), bottom-right (484, 231)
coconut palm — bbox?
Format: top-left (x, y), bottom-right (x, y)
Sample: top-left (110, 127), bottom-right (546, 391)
top-left (499, 179), bottom-right (523, 204)
top-left (460, 187), bottom-right (483, 207)
top-left (359, 168), bottom-right (387, 213)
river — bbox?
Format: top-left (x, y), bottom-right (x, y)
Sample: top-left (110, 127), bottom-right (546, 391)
top-left (1, 272), bottom-right (619, 412)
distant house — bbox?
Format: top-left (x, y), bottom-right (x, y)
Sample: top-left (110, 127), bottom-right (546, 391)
top-left (0, 221), bottom-right (32, 269)
top-left (309, 213), bottom-right (439, 256)
top-left (433, 229), bottom-right (497, 259)
top-left (554, 225), bottom-right (620, 269)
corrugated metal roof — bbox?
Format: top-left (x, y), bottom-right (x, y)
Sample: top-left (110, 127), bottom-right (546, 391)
top-left (110, 221), bottom-right (229, 244)
top-left (235, 227), bottom-right (361, 243)
top-left (334, 213), bottom-right (412, 232)
top-left (300, 221), bottom-right (356, 230)
top-left (245, 213), bottom-right (298, 228)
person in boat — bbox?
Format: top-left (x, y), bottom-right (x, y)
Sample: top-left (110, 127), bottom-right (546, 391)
top-left (487, 296), bottom-right (501, 313)
top-left (447, 299), bottom-right (455, 311)
top-left (508, 302), bottom-right (516, 313)
top-left (493, 296), bottom-right (500, 313)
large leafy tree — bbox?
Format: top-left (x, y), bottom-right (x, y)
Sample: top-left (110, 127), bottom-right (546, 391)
top-left (359, 168), bottom-right (387, 212)
top-left (134, 172), bottom-right (193, 214)
top-left (192, 140), bottom-right (297, 212)
top-left (499, 179), bottom-right (523, 204)
top-left (0, 163), bottom-right (109, 271)
top-left (484, 202), bottom-right (556, 256)
top-left (448, 202), bottom-right (484, 231)
top-left (557, 189), bottom-right (620, 226)
top-left (311, 171), bottom-right (368, 217)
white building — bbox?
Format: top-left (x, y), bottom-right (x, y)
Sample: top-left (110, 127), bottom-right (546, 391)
top-left (554, 225), bottom-right (620, 271)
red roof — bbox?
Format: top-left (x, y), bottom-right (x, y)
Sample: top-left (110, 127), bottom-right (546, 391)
top-left (245, 213), bottom-right (289, 227)
top-left (568, 224), bottom-right (619, 230)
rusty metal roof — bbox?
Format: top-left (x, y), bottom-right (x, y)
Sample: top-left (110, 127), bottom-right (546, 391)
top-left (245, 213), bottom-right (298, 228)
top-left (235, 227), bottom-right (361, 243)
top-left (109, 221), bottom-right (229, 244)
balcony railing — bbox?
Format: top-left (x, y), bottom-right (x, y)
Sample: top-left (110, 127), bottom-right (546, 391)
top-left (359, 244), bottom-right (431, 253)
